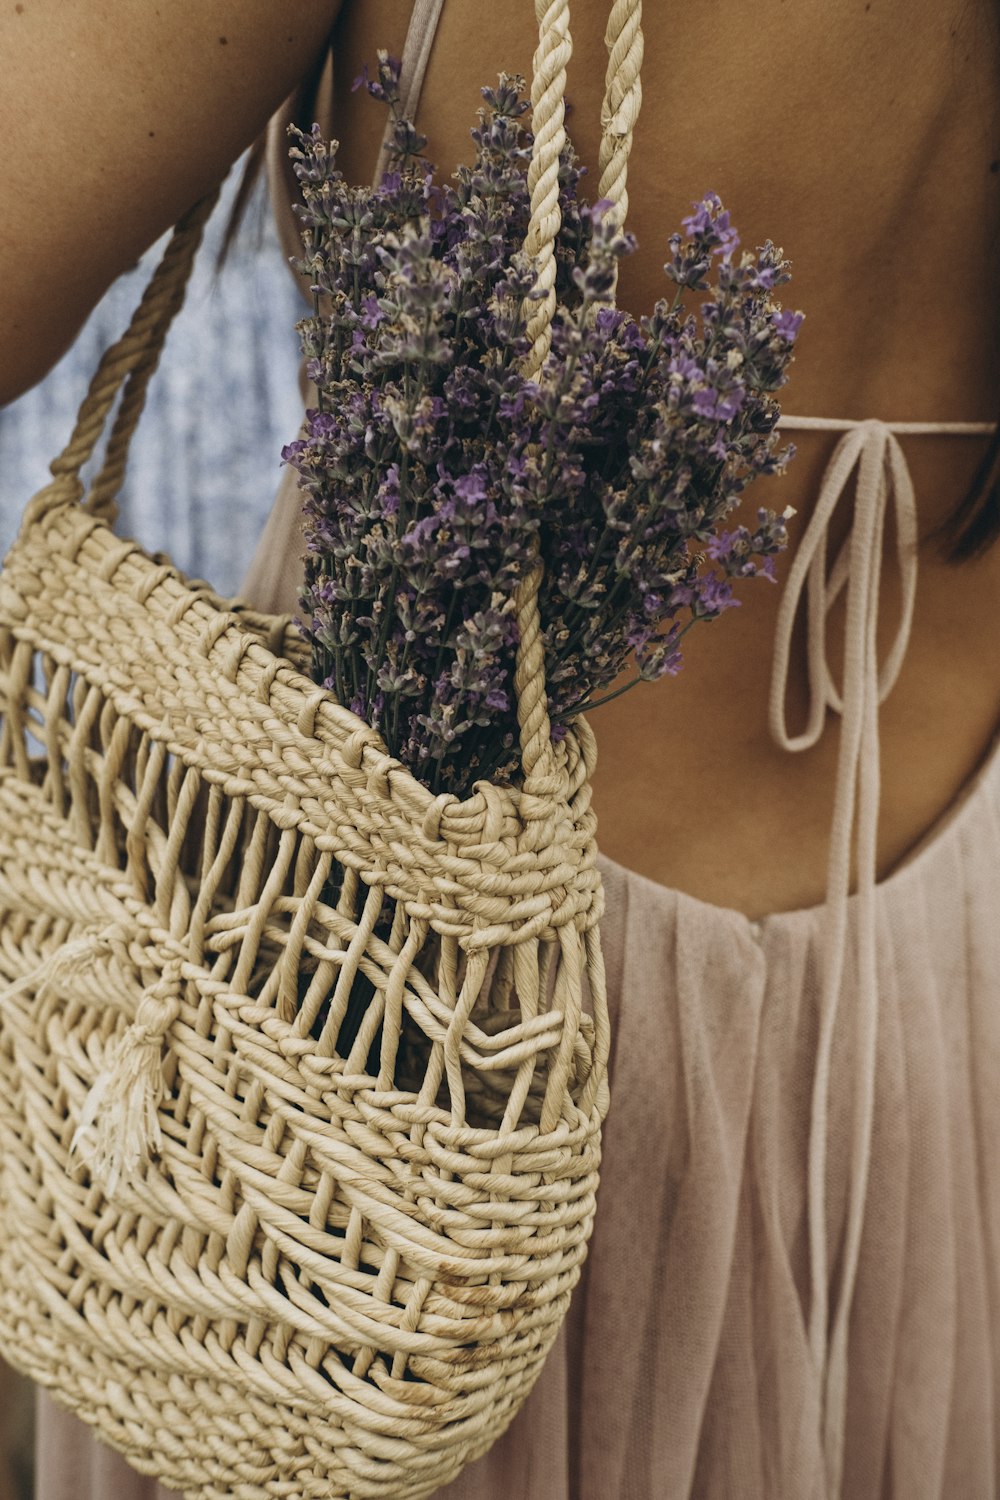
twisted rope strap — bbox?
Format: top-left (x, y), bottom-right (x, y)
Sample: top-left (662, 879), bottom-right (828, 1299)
top-left (522, 0), bottom-right (573, 379)
top-left (597, 0), bottom-right (643, 217)
top-left (21, 188), bottom-right (220, 533)
top-left (514, 0), bottom-right (644, 816)
top-left (508, 0), bottom-right (642, 1146)
top-left (597, 0), bottom-right (643, 307)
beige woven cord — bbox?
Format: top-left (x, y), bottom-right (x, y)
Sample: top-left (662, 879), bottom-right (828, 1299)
top-left (0, 3), bottom-right (644, 1498)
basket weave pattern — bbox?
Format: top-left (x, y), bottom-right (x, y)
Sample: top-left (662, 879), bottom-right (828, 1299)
top-left (0, 3), bottom-right (642, 1496)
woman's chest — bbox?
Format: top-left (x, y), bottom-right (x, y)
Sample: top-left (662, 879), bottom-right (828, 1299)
top-left (588, 435), bottom-right (1000, 919)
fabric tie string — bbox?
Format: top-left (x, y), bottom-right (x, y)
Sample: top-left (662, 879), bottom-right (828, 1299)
top-left (768, 412), bottom-right (992, 1497)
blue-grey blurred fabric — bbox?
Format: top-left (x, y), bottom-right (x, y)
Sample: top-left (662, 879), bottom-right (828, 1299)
top-left (0, 156), bottom-right (305, 597)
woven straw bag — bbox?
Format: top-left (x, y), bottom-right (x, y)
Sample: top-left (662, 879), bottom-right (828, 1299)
top-left (0, 2), bottom-right (642, 1495)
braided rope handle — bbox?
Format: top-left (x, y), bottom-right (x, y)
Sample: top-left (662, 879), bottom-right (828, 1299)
top-left (21, 189), bottom-right (220, 531)
top-left (514, 0), bottom-right (643, 799)
top-left (521, 0), bottom-right (574, 382)
top-left (598, 0), bottom-right (644, 225)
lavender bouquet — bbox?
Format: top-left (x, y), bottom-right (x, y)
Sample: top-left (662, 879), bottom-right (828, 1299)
top-left (284, 54), bottom-right (802, 802)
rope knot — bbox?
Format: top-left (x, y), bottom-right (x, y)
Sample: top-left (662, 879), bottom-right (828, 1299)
top-left (132, 964), bottom-right (184, 1036)
top-left (70, 959), bottom-right (184, 1196)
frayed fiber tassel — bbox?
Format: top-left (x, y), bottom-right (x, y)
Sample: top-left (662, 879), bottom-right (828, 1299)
top-left (0, 923), bottom-right (126, 1012)
top-left (70, 961), bottom-right (183, 1196)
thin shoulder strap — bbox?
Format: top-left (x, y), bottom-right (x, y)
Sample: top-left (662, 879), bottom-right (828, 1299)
top-left (372, 0), bottom-right (447, 186)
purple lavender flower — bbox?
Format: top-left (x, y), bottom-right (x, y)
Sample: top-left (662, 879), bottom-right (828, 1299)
top-left (285, 66), bottom-right (802, 795)
top-left (352, 51), bottom-right (403, 103)
top-left (772, 308), bottom-right (805, 342)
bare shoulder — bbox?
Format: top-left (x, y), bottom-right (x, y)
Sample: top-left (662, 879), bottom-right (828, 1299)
top-left (0, 0), bottom-right (344, 404)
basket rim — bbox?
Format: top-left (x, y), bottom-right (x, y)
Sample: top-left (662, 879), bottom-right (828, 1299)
top-left (8, 504), bottom-right (599, 828)
top-left (0, 509), bottom-right (604, 934)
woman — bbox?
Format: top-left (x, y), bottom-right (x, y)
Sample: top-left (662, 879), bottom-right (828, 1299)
top-left (6, 1), bottom-right (1000, 1496)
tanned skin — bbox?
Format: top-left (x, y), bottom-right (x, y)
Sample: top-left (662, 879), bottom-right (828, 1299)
top-left (4, 0), bottom-right (1000, 915)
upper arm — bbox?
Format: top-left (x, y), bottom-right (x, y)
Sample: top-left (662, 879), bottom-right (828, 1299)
top-left (0, 0), bottom-right (344, 405)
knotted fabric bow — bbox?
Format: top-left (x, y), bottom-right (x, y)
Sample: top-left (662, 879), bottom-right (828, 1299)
top-left (770, 413), bottom-right (993, 1497)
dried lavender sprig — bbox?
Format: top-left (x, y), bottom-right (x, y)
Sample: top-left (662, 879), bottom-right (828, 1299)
top-left (284, 69), bottom-right (802, 798)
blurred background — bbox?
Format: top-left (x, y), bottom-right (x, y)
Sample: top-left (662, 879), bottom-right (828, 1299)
top-left (0, 153), bottom-right (304, 586)
top-left (0, 154), bottom-right (307, 1500)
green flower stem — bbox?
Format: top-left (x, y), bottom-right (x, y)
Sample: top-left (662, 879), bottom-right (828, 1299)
top-left (560, 616), bottom-right (700, 717)
top-left (562, 671), bottom-right (642, 715)
top-left (371, 316), bottom-right (438, 725)
top-left (431, 586), bottom-right (462, 689)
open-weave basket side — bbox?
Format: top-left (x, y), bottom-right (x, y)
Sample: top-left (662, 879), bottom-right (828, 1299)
top-left (0, 541), bottom-right (608, 1499)
top-left (0, 3), bottom-right (643, 1495)
top-left (0, 503), bottom-right (609, 1096)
